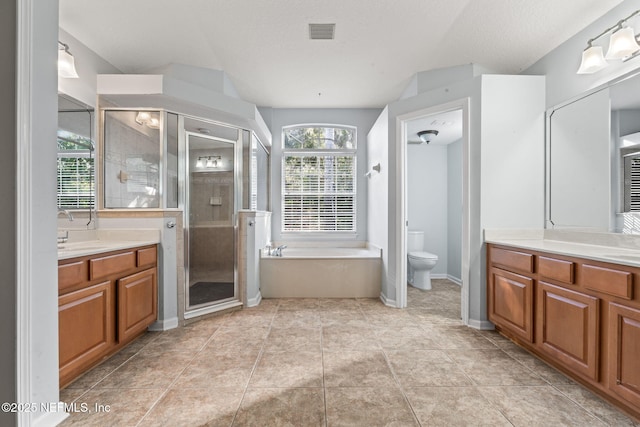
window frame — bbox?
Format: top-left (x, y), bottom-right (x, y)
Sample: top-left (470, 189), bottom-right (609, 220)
top-left (281, 124), bottom-right (357, 234)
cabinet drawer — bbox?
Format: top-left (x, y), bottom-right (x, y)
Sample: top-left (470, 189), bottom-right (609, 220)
top-left (490, 246), bottom-right (534, 273)
top-left (89, 251), bottom-right (136, 280)
top-left (583, 264), bottom-right (633, 300)
top-left (137, 246), bottom-right (157, 268)
top-left (58, 260), bottom-right (88, 293)
top-left (539, 256), bottom-right (575, 285)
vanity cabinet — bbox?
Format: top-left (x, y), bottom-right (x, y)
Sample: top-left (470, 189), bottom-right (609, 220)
top-left (58, 244), bottom-right (157, 387)
top-left (487, 243), bottom-right (640, 419)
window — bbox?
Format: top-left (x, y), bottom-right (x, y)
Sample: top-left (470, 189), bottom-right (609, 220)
top-left (624, 151), bottom-right (640, 212)
top-left (282, 125), bottom-right (356, 232)
top-left (57, 130), bottom-right (95, 209)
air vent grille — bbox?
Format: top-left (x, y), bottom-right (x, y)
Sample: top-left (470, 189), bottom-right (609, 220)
top-left (309, 23), bottom-right (335, 40)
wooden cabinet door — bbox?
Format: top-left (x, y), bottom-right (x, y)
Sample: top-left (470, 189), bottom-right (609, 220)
top-left (59, 280), bottom-right (114, 386)
top-left (118, 268), bottom-right (157, 343)
top-left (609, 303), bottom-right (640, 408)
top-left (488, 267), bottom-right (534, 343)
top-left (537, 282), bottom-right (599, 380)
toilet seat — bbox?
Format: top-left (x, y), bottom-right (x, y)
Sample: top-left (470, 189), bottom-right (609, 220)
top-left (408, 251), bottom-right (438, 260)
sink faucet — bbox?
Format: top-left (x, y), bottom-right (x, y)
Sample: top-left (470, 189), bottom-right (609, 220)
top-left (57, 209), bottom-right (74, 222)
top-left (274, 245), bottom-right (287, 257)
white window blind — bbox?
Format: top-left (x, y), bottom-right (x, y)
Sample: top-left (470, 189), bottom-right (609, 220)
top-left (625, 154), bottom-right (640, 212)
top-left (57, 153), bottom-right (94, 209)
top-left (282, 126), bottom-right (356, 232)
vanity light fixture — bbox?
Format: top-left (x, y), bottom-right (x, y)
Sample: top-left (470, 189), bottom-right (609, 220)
top-left (58, 41), bottom-right (79, 78)
top-left (577, 9), bottom-right (640, 74)
top-left (196, 156), bottom-right (222, 169)
top-left (135, 111), bottom-right (161, 129)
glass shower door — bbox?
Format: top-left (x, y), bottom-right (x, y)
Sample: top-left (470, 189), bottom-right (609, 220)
top-left (185, 132), bottom-right (237, 310)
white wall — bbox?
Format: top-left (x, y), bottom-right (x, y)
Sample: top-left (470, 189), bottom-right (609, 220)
top-left (447, 139), bottom-right (463, 282)
top-left (366, 108), bottom-right (390, 301)
top-left (58, 28), bottom-right (121, 108)
top-left (524, 0), bottom-right (640, 108)
top-left (267, 108), bottom-right (382, 243)
top-left (407, 144), bottom-right (448, 276)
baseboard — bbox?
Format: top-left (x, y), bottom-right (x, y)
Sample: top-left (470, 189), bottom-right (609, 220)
top-left (33, 409), bottom-right (69, 427)
top-left (467, 318), bottom-right (495, 330)
top-left (148, 317), bottom-right (179, 331)
top-left (379, 292), bottom-right (396, 308)
top-left (447, 274), bottom-right (462, 286)
top-left (247, 292), bottom-right (262, 308)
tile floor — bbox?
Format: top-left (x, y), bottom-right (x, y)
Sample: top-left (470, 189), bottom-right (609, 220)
top-left (60, 279), bottom-right (639, 426)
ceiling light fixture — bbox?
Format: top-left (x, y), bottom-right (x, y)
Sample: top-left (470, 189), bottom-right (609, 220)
top-left (58, 41), bottom-right (79, 78)
top-left (578, 9), bottom-right (640, 74)
top-left (417, 130), bottom-right (439, 144)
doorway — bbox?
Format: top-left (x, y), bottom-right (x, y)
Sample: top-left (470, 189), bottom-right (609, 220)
top-left (183, 127), bottom-right (241, 317)
top-left (397, 99), bottom-right (471, 325)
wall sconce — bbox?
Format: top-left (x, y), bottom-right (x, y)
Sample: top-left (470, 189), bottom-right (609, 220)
top-left (135, 111), bottom-right (160, 129)
top-left (578, 9), bottom-right (640, 74)
top-left (58, 41), bottom-right (79, 78)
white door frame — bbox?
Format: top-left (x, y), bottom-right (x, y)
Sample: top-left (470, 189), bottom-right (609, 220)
top-left (395, 98), bottom-right (471, 326)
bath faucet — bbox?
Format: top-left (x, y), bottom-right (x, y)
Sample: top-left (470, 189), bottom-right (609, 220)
top-left (57, 209), bottom-right (74, 222)
top-left (274, 245), bottom-right (287, 257)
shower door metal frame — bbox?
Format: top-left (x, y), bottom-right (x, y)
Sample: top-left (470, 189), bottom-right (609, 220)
top-left (181, 124), bottom-right (243, 319)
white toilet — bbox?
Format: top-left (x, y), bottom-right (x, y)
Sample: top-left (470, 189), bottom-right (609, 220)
top-left (407, 230), bottom-right (438, 290)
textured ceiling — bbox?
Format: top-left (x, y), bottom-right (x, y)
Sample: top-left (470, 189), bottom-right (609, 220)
top-left (59, 0), bottom-right (624, 108)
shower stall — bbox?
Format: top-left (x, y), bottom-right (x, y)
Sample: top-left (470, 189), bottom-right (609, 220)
top-left (102, 109), bottom-right (269, 319)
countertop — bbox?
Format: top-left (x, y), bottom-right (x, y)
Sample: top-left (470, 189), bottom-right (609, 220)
top-left (484, 229), bottom-right (640, 267)
top-left (57, 229), bottom-right (160, 260)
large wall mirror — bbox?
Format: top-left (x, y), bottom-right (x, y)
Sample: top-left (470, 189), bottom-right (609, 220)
top-left (58, 94), bottom-right (96, 225)
top-left (547, 71), bottom-right (640, 233)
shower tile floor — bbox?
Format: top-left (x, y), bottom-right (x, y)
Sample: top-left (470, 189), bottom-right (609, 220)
top-left (60, 279), bottom-right (639, 426)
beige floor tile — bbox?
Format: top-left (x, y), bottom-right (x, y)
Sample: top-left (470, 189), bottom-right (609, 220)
top-left (404, 386), bottom-right (512, 426)
top-left (223, 309), bottom-right (275, 327)
top-left (386, 350), bottom-right (473, 387)
top-left (555, 384), bottom-right (640, 426)
top-left (480, 385), bottom-right (606, 426)
top-left (233, 387), bottom-right (325, 426)
top-left (447, 349), bottom-right (547, 386)
top-left (139, 387), bottom-right (244, 427)
top-left (140, 327), bottom-right (213, 354)
top-left (59, 388), bottom-right (164, 426)
top-left (325, 387), bottom-right (418, 426)
top-left (264, 327), bottom-right (322, 352)
top-left (423, 325), bottom-right (498, 349)
top-left (206, 327), bottom-right (269, 353)
top-left (63, 347), bottom-right (138, 389)
top-left (323, 350), bottom-right (396, 387)
top-left (173, 350), bottom-right (260, 389)
top-left (277, 298), bottom-right (320, 311)
top-left (271, 310), bottom-right (322, 328)
top-left (503, 346), bottom-right (575, 385)
top-left (94, 351), bottom-right (194, 389)
top-left (376, 326), bottom-right (441, 350)
top-left (322, 325), bottom-right (380, 350)
top-left (249, 351), bottom-right (323, 388)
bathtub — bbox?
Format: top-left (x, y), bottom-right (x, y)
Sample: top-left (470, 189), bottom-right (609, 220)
top-left (259, 245), bottom-right (382, 298)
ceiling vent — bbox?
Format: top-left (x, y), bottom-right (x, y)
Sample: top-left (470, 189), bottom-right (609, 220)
top-left (309, 23), bottom-right (335, 40)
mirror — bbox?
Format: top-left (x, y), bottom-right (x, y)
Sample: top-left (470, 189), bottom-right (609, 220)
top-left (57, 94), bottom-right (96, 225)
top-left (548, 71), bottom-right (640, 233)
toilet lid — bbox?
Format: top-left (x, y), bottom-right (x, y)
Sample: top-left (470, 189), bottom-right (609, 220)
top-left (408, 251), bottom-right (438, 260)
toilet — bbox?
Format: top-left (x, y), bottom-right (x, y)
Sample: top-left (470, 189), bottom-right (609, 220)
top-left (407, 230), bottom-right (438, 290)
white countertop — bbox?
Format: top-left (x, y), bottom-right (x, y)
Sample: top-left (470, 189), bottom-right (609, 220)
top-left (484, 229), bottom-right (640, 267)
top-left (57, 229), bottom-right (160, 260)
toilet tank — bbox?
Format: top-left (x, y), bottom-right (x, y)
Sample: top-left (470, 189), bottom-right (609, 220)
top-left (407, 230), bottom-right (424, 252)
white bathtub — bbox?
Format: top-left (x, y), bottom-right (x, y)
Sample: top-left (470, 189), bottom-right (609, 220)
top-left (260, 245), bottom-right (382, 298)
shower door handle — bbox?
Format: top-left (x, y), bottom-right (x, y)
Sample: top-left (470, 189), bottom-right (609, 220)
top-left (166, 221), bottom-right (176, 228)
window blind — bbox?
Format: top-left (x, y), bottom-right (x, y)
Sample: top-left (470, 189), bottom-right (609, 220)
top-left (57, 155), bottom-right (94, 209)
top-left (283, 154), bottom-right (356, 232)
